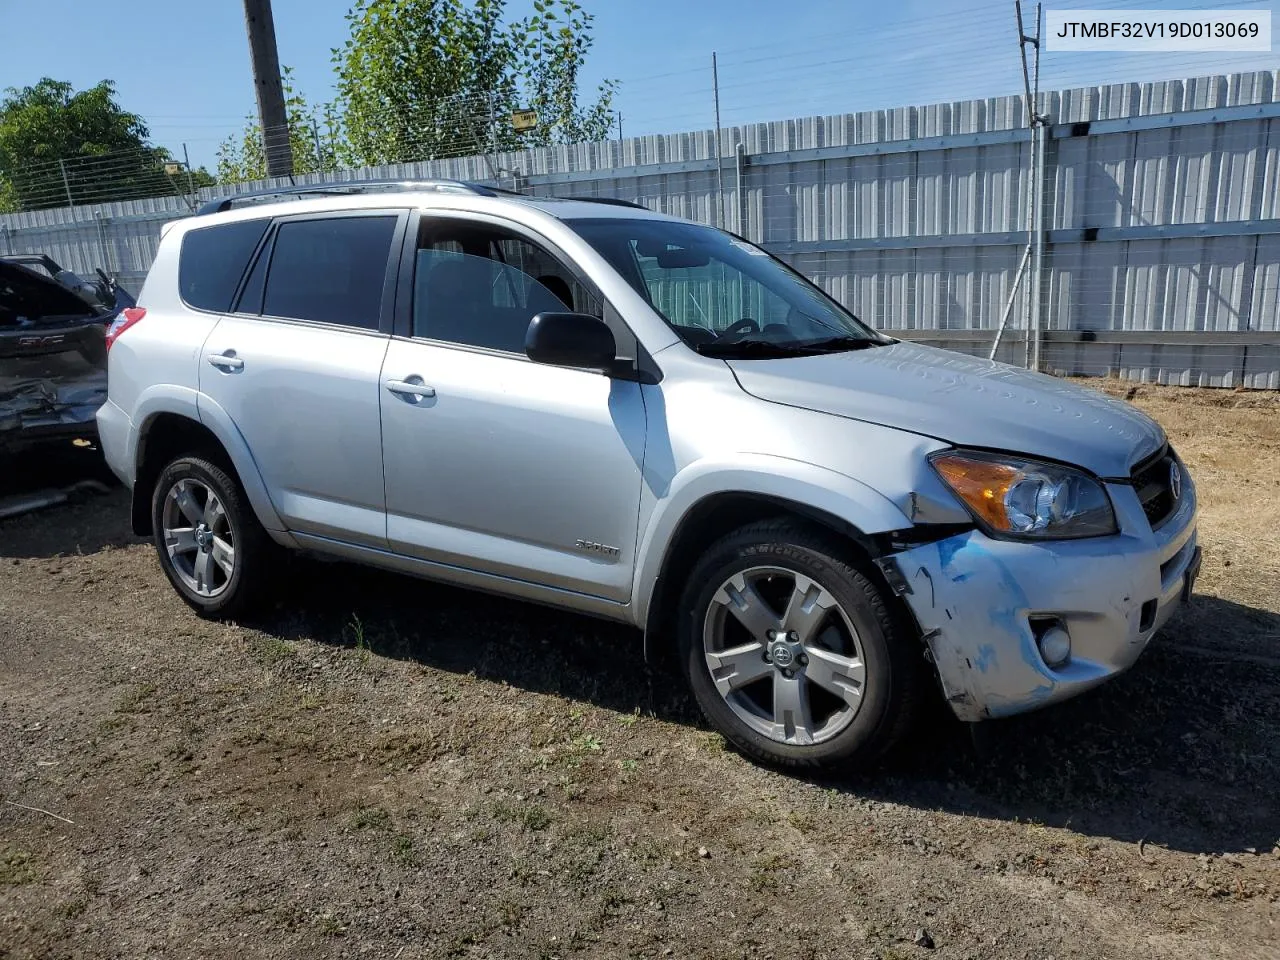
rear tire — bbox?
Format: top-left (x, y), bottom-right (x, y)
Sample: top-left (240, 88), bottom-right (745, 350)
top-left (677, 519), bottom-right (922, 769)
top-left (150, 454), bottom-right (274, 619)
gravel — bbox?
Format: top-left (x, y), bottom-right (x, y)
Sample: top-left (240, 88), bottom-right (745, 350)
top-left (2, 380), bottom-right (1278, 959)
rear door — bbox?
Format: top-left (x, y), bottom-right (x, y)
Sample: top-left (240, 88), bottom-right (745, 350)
top-left (0, 261), bottom-right (106, 448)
top-left (198, 210), bottom-right (407, 548)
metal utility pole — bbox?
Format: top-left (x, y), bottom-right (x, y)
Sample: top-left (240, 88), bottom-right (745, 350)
top-left (990, 0), bottom-right (1045, 369)
top-left (243, 0), bottom-right (293, 178)
top-left (712, 52), bottom-right (726, 228)
top-left (182, 143), bottom-right (197, 198)
top-left (1020, 0), bottom-right (1047, 372)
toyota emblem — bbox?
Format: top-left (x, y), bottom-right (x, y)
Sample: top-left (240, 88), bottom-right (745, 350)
top-left (1169, 461), bottom-right (1182, 501)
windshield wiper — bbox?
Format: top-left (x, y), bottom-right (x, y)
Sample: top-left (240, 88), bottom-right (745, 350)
top-left (696, 336), bottom-right (885, 358)
top-left (797, 336), bottom-right (885, 352)
top-left (694, 339), bottom-right (827, 358)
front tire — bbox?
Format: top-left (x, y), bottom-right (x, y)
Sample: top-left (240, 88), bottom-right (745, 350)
top-left (678, 519), bottom-right (921, 769)
top-left (151, 454), bottom-right (273, 619)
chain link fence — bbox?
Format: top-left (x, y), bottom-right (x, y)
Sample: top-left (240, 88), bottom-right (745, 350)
top-left (2, 58), bottom-right (1277, 387)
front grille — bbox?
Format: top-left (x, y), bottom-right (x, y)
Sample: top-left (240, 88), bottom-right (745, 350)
top-left (1130, 447), bottom-right (1180, 529)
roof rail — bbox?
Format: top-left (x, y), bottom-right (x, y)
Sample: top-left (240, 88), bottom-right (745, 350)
top-left (195, 178), bottom-right (504, 216)
top-left (551, 195), bottom-right (648, 210)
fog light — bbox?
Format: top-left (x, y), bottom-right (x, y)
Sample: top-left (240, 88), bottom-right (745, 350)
top-left (1037, 624), bottom-right (1071, 668)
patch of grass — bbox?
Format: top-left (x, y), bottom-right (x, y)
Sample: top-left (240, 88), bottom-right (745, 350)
top-left (626, 836), bottom-right (674, 866)
top-left (390, 834), bottom-right (417, 865)
top-left (698, 731), bottom-right (727, 753)
top-left (115, 683), bottom-right (157, 714)
top-left (510, 858), bottom-right (539, 886)
top-left (295, 691), bottom-right (324, 711)
top-left (497, 898), bottom-right (526, 928)
top-left (96, 715), bottom-right (130, 734)
top-left (248, 634), bottom-right (295, 667)
top-left (557, 821), bottom-right (611, 888)
top-left (350, 806), bottom-right (392, 831)
top-left (557, 774), bottom-right (583, 800)
top-left (786, 810), bottom-right (817, 833)
top-left (492, 800), bottom-right (552, 831)
top-left (592, 887), bottom-right (631, 928)
top-left (57, 898), bottom-right (88, 919)
top-left (315, 911), bottom-right (346, 937)
top-left (0, 848), bottom-right (37, 885)
top-left (748, 854), bottom-right (786, 893)
top-left (345, 614), bottom-right (370, 661)
top-left (369, 730), bottom-right (439, 768)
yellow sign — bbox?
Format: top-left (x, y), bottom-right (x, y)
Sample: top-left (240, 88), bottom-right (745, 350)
top-left (511, 109), bottom-right (539, 132)
top-left (163, 162), bottom-right (182, 175)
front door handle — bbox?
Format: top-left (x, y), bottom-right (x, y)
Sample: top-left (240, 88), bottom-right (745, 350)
top-left (207, 351), bottom-right (244, 372)
top-left (385, 378), bottom-right (436, 399)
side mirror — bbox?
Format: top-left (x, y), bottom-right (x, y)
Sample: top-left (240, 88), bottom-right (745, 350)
top-left (525, 312), bottom-right (617, 373)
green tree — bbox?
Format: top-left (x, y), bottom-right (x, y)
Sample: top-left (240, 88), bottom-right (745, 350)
top-left (0, 78), bottom-right (205, 211)
top-left (333, 0), bottom-right (514, 166)
top-left (331, 0), bottom-right (615, 167)
top-left (216, 67), bottom-right (339, 184)
top-left (512, 0), bottom-right (616, 147)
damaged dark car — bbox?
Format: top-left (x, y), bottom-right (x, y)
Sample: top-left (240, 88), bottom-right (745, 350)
top-left (0, 254), bottom-right (136, 321)
top-left (1, 259), bottom-right (110, 454)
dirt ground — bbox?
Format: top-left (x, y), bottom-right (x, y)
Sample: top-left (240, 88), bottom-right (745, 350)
top-left (1, 380), bottom-right (1277, 960)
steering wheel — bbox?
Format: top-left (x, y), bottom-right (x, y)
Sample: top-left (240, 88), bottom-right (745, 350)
top-left (712, 318), bottom-right (759, 343)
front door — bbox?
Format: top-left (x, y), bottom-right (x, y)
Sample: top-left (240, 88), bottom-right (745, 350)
top-left (379, 215), bottom-right (647, 602)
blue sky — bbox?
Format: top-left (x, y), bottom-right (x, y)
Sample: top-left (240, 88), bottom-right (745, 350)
top-left (2, 0), bottom-right (1276, 170)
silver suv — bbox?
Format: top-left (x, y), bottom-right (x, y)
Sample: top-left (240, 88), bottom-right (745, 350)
top-left (98, 180), bottom-right (1201, 768)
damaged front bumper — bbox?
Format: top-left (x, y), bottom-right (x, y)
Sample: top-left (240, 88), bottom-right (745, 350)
top-left (886, 479), bottom-right (1199, 722)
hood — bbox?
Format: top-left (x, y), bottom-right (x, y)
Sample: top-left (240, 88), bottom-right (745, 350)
top-left (727, 341), bottom-right (1164, 478)
top-left (1, 261), bottom-right (103, 324)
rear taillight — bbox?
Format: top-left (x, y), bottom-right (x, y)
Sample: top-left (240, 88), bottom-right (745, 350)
top-left (105, 307), bottom-right (146, 351)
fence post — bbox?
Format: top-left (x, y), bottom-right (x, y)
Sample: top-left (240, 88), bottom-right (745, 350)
top-left (1029, 121), bottom-right (1048, 372)
top-left (712, 52), bottom-right (726, 228)
top-left (735, 142), bottom-right (749, 238)
top-left (94, 212), bottom-right (116, 277)
top-left (58, 159), bottom-right (76, 215)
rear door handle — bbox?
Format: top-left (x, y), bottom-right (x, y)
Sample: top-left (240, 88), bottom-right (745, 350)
top-left (207, 351), bottom-right (244, 372)
top-left (385, 378), bottom-right (436, 399)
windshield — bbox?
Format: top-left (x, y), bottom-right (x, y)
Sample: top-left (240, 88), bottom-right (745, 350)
top-left (565, 218), bottom-right (885, 356)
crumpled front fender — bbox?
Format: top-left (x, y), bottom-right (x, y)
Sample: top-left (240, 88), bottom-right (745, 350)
top-left (889, 487), bottom-right (1197, 721)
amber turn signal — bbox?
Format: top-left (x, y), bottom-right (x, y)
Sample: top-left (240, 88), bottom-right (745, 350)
top-left (930, 454), bottom-right (1021, 530)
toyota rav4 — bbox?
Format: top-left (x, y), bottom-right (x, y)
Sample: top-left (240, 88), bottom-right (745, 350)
top-left (97, 180), bottom-right (1200, 768)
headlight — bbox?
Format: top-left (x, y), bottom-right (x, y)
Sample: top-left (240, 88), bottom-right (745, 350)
top-left (929, 450), bottom-right (1117, 539)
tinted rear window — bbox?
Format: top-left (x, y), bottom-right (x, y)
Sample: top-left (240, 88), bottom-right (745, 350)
top-left (179, 219), bottom-right (269, 312)
top-left (262, 216), bottom-right (397, 329)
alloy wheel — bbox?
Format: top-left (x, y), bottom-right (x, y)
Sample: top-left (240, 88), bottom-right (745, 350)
top-left (161, 478), bottom-right (235, 598)
top-left (702, 565), bottom-right (866, 745)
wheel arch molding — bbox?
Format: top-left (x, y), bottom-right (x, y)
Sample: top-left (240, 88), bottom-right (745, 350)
top-left (128, 388), bottom-right (285, 537)
top-left (634, 458), bottom-right (916, 664)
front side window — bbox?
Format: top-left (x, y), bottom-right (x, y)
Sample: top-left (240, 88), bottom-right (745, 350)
top-left (413, 219), bottom-right (600, 353)
top-left (261, 216), bottom-right (398, 328)
top-left (566, 218), bottom-right (884, 357)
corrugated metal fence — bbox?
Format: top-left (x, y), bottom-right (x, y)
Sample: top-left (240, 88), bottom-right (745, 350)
top-left (2, 70), bottom-right (1277, 387)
